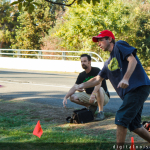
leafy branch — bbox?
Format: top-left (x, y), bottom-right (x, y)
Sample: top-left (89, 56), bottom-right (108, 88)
top-left (44, 0), bottom-right (76, 6)
top-left (10, 0), bottom-right (100, 14)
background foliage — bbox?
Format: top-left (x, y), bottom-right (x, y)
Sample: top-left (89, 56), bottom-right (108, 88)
top-left (11, 0), bottom-right (64, 51)
top-left (52, 0), bottom-right (150, 67)
top-left (0, 0), bottom-right (19, 48)
top-left (1, 0), bottom-right (150, 69)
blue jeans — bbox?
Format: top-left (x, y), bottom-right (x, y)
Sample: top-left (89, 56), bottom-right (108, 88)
top-left (115, 85), bottom-right (150, 131)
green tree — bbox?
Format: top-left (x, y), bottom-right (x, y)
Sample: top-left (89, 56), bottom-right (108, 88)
top-left (10, 0), bottom-right (100, 14)
top-left (11, 0), bottom-right (64, 53)
top-left (0, 0), bottom-right (19, 48)
top-left (53, 0), bottom-right (130, 60)
top-left (135, 13), bottom-right (150, 68)
top-left (51, 0), bottom-right (150, 68)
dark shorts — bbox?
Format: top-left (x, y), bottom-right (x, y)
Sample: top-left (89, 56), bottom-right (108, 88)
top-left (115, 85), bottom-right (150, 131)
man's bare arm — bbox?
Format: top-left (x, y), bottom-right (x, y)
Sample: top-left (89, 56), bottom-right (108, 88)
top-left (77, 75), bottom-right (104, 90)
top-left (63, 84), bottom-right (82, 107)
top-left (89, 82), bottom-right (102, 103)
top-left (117, 54), bottom-right (137, 89)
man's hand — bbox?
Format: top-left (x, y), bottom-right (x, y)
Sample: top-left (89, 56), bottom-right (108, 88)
top-left (117, 54), bottom-right (137, 89)
top-left (89, 93), bottom-right (96, 103)
top-left (77, 88), bottom-right (84, 92)
top-left (117, 79), bottom-right (129, 89)
top-left (63, 97), bottom-right (67, 108)
top-left (75, 83), bottom-right (84, 91)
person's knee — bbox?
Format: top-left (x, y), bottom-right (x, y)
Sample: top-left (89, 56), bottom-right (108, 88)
top-left (117, 124), bottom-right (127, 129)
top-left (70, 95), bottom-right (75, 102)
top-left (97, 87), bottom-right (104, 97)
top-left (70, 95), bottom-right (78, 102)
top-left (98, 87), bottom-right (104, 94)
top-left (132, 126), bottom-right (144, 134)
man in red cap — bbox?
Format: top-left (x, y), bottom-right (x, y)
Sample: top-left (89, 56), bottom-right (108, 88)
top-left (76, 30), bottom-right (150, 150)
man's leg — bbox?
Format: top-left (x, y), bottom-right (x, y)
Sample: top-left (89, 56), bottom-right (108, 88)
top-left (70, 92), bottom-right (97, 115)
top-left (95, 88), bottom-right (105, 121)
top-left (115, 85), bottom-right (150, 150)
top-left (96, 87), bottom-right (105, 112)
top-left (116, 125), bottom-right (127, 150)
top-left (133, 126), bottom-right (150, 142)
top-left (70, 94), bottom-right (90, 107)
top-left (95, 87), bottom-right (109, 121)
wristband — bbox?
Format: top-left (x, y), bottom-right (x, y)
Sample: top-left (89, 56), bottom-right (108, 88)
top-left (92, 92), bottom-right (97, 96)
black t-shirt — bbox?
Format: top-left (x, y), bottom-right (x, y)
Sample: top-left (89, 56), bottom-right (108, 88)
top-left (75, 67), bottom-right (110, 98)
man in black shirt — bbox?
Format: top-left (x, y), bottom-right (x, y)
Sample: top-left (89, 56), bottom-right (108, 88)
top-left (63, 54), bottom-right (110, 120)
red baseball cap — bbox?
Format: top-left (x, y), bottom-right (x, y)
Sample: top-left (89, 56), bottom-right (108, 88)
top-left (92, 30), bottom-right (115, 42)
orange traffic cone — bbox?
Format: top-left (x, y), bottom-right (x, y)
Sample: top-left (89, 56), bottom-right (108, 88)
top-left (130, 137), bottom-right (136, 150)
top-left (33, 120), bottom-right (43, 138)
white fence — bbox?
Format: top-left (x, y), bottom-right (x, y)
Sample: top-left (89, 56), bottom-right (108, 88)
top-left (0, 49), bottom-right (104, 72)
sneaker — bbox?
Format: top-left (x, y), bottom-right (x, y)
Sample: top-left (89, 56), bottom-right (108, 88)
top-left (88, 105), bottom-right (97, 116)
top-left (95, 111), bottom-right (105, 121)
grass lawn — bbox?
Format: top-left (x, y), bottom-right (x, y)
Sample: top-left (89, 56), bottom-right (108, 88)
top-left (0, 100), bottom-right (149, 150)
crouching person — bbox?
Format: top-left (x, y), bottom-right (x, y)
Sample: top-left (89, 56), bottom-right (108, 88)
top-left (63, 54), bottom-right (110, 121)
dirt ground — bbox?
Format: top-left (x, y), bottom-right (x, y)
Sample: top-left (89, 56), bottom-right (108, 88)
top-left (0, 100), bottom-right (148, 143)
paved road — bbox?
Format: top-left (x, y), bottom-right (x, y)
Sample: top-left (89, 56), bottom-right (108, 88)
top-left (0, 69), bottom-right (150, 116)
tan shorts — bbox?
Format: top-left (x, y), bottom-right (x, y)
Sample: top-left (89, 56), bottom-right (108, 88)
top-left (72, 87), bottom-right (109, 106)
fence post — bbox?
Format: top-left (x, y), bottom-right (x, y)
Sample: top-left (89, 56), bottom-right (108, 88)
top-left (17, 50), bottom-right (20, 58)
top-left (89, 52), bottom-right (92, 58)
top-left (62, 52), bottom-right (66, 60)
top-left (38, 51), bottom-right (42, 59)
